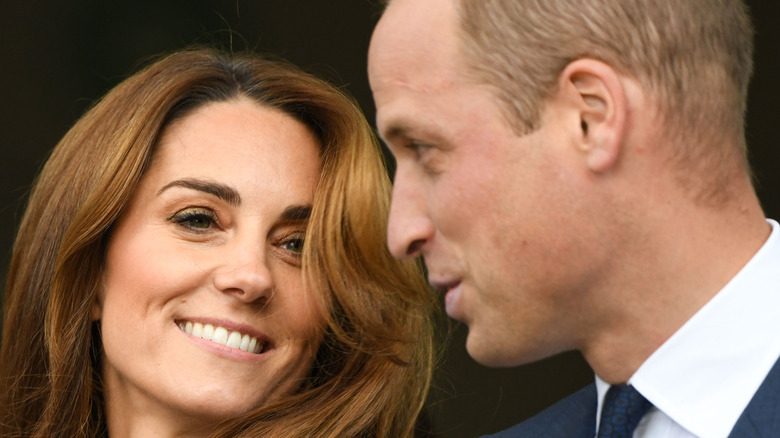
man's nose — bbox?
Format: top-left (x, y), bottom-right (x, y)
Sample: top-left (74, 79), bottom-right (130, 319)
top-left (386, 174), bottom-right (435, 259)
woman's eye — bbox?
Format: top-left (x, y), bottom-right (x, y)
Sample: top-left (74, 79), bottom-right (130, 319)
top-left (169, 208), bottom-right (218, 232)
top-left (280, 236), bottom-right (305, 254)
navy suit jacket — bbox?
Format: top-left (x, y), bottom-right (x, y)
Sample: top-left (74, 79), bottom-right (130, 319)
top-left (484, 355), bottom-right (780, 437)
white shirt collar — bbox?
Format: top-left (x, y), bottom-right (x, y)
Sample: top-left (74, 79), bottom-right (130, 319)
top-left (596, 219), bottom-right (780, 438)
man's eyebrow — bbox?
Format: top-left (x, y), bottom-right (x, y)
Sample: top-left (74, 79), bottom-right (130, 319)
top-left (280, 205), bottom-right (312, 223)
top-left (381, 120), bottom-right (445, 147)
top-left (381, 122), bottom-right (412, 142)
top-left (158, 178), bottom-right (241, 206)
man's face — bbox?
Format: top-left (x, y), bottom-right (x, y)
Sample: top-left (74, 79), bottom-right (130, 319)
top-left (369, 0), bottom-right (608, 366)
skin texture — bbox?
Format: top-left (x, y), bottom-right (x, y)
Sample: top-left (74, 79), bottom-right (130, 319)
top-left (369, 0), bottom-right (769, 382)
top-left (94, 98), bottom-right (324, 437)
top-left (369, 0), bottom-right (609, 368)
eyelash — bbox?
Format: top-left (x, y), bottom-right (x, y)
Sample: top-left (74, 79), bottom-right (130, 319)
top-left (168, 208), bottom-right (307, 259)
top-left (169, 207), bottom-right (219, 233)
top-left (277, 233), bottom-right (305, 256)
top-left (405, 140), bottom-right (432, 158)
top-left (404, 140), bottom-right (444, 175)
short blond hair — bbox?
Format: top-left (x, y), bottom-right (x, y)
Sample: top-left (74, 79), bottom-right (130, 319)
top-left (458, 0), bottom-right (754, 169)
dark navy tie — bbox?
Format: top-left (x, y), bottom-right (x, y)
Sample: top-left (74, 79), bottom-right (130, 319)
top-left (597, 384), bottom-right (653, 438)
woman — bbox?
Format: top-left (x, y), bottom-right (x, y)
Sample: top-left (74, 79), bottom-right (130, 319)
top-left (0, 48), bottom-right (435, 437)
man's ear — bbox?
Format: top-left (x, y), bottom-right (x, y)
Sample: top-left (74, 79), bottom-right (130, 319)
top-left (557, 59), bottom-right (627, 173)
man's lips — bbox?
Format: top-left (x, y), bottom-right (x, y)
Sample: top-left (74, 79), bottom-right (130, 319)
top-left (430, 279), bottom-right (464, 318)
top-left (429, 279), bottom-right (461, 294)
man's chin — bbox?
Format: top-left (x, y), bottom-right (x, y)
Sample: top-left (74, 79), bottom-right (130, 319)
top-left (465, 330), bottom-right (517, 368)
top-left (465, 329), bottom-right (551, 368)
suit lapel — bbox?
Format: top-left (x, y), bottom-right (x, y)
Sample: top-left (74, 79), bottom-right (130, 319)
top-left (729, 355), bottom-right (780, 437)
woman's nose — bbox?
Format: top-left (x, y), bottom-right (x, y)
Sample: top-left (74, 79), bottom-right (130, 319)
top-left (212, 242), bottom-right (274, 304)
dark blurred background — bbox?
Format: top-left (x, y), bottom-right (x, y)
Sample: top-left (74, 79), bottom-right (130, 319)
top-left (1, 1), bottom-right (777, 437)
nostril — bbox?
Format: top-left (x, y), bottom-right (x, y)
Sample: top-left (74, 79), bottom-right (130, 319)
top-left (248, 294), bottom-right (271, 308)
top-left (407, 238), bottom-right (426, 257)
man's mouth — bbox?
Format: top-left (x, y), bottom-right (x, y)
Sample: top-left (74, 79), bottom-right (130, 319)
top-left (430, 279), bottom-right (460, 294)
top-left (429, 279), bottom-right (464, 318)
top-left (177, 320), bottom-right (265, 354)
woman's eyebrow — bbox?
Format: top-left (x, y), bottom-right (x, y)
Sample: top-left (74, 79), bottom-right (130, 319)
top-left (158, 178), bottom-right (241, 206)
top-left (280, 205), bottom-right (312, 222)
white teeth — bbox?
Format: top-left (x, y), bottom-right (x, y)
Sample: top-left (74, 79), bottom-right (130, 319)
top-left (179, 321), bottom-right (263, 354)
top-left (226, 331), bottom-right (242, 349)
top-left (202, 324), bottom-right (214, 339)
top-left (212, 326), bottom-right (228, 344)
top-left (239, 333), bottom-right (251, 351)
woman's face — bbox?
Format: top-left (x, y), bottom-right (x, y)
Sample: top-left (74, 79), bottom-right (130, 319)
top-left (94, 98), bottom-right (324, 435)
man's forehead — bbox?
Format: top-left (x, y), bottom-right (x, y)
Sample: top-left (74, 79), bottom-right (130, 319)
top-left (368, 0), bottom-right (461, 84)
top-left (369, 0), bottom-right (478, 144)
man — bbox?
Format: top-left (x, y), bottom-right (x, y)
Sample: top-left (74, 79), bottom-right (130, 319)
top-left (368, 0), bottom-right (780, 436)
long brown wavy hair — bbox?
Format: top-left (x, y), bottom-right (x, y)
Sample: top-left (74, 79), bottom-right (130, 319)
top-left (0, 48), bottom-right (435, 437)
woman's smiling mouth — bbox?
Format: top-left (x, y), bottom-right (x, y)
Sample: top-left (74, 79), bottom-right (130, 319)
top-left (177, 320), bottom-right (265, 354)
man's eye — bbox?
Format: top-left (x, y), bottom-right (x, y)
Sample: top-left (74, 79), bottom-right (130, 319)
top-left (404, 140), bottom-right (444, 174)
top-left (406, 141), bottom-right (432, 158)
top-left (169, 208), bottom-right (218, 231)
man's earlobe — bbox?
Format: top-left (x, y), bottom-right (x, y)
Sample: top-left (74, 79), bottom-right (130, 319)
top-left (561, 59), bottom-right (627, 173)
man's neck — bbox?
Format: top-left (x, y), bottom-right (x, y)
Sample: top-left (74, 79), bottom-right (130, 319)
top-left (580, 180), bottom-right (770, 384)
